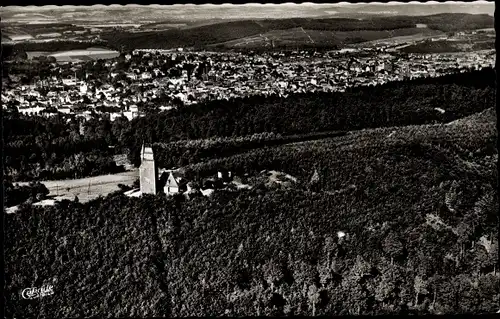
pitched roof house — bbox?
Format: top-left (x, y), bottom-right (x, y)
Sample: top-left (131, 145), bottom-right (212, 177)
top-left (162, 171), bottom-right (187, 195)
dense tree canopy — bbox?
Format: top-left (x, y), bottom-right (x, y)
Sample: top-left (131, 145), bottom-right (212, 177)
top-left (3, 181), bottom-right (50, 207)
top-left (122, 68), bottom-right (495, 167)
top-left (3, 54), bottom-right (498, 317)
top-left (99, 14), bottom-right (492, 51)
top-left (5, 112), bottom-right (498, 316)
top-left (3, 68), bottom-right (495, 181)
top-left (4, 113), bottom-right (124, 182)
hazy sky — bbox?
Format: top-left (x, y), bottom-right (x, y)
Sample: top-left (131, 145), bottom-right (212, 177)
top-left (1, 1), bottom-right (494, 23)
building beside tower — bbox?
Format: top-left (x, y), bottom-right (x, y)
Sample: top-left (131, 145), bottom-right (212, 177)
top-left (132, 144), bottom-right (230, 199)
top-left (138, 144), bottom-right (188, 196)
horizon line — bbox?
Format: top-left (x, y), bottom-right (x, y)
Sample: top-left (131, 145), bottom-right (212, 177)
top-left (1, 1), bottom-right (494, 10)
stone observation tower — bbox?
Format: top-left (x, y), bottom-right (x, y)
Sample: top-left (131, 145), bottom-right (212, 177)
top-left (139, 144), bottom-right (158, 194)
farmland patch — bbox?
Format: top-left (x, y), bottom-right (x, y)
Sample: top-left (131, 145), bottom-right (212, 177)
top-left (26, 47), bottom-right (120, 61)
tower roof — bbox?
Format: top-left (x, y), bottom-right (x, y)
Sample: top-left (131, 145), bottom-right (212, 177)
top-left (141, 143), bottom-right (155, 161)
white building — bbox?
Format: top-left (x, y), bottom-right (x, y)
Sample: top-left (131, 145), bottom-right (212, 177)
top-left (141, 72), bottom-right (152, 80)
top-left (62, 78), bottom-right (77, 86)
top-left (18, 105), bottom-right (46, 115)
top-left (80, 83), bottom-right (88, 94)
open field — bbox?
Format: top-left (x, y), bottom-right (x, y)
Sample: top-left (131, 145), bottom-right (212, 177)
top-left (99, 13), bottom-right (493, 51)
top-left (210, 27), bottom-right (448, 50)
top-left (3, 33), bottom-right (34, 41)
top-left (26, 47), bottom-right (119, 61)
top-left (350, 29), bottom-right (445, 48)
top-left (1, 23), bottom-right (87, 38)
top-left (17, 169), bottom-right (138, 203)
top-left (2, 13), bottom-right (493, 52)
top-left (211, 27), bottom-right (319, 48)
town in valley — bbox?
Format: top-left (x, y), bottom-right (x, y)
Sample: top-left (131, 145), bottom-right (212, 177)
top-left (3, 2), bottom-right (499, 317)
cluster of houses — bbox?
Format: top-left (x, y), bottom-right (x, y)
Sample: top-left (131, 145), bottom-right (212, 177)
top-left (2, 74), bottom-right (146, 121)
top-left (128, 48), bottom-right (495, 98)
top-left (4, 46), bottom-right (494, 121)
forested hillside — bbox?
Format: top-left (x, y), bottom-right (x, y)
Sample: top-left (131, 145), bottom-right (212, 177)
top-left (99, 13), bottom-right (493, 50)
top-left (181, 116), bottom-right (498, 182)
top-left (3, 68), bottom-right (495, 180)
top-left (2, 13), bottom-right (492, 56)
top-left (5, 108), bottom-right (498, 317)
top-left (401, 39), bottom-right (495, 54)
top-left (130, 68), bottom-right (494, 144)
top-left (4, 114), bottom-right (123, 182)
top-left (3, 181), bottom-right (50, 207)
top-left (124, 68), bottom-right (495, 166)
top-left (100, 17), bottom-right (417, 51)
top-left (2, 41), bottom-right (108, 60)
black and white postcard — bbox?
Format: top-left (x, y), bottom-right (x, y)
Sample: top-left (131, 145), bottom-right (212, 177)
top-left (2, 1), bottom-right (498, 317)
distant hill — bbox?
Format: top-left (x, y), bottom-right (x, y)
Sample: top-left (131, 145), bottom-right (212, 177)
top-left (100, 13), bottom-right (493, 51)
top-left (401, 39), bottom-right (495, 54)
top-left (1, 41), bottom-right (108, 61)
top-left (209, 27), bottom-right (445, 50)
top-left (2, 13), bottom-right (492, 53)
top-left (416, 13), bottom-right (494, 32)
top-left (1, 22), bottom-right (85, 35)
